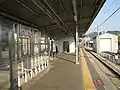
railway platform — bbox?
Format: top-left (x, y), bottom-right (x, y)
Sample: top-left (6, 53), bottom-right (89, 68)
top-left (0, 0), bottom-right (106, 90)
top-left (21, 48), bottom-right (118, 90)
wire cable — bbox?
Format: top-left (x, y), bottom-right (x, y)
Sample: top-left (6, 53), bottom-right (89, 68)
top-left (86, 0), bottom-right (116, 34)
top-left (90, 4), bottom-right (120, 33)
top-left (103, 0), bottom-right (116, 15)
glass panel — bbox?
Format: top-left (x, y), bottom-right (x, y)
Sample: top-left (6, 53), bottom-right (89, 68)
top-left (0, 25), bottom-right (10, 89)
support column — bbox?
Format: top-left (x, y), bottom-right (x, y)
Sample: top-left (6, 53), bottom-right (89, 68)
top-left (26, 38), bottom-right (29, 69)
top-left (51, 40), bottom-right (53, 58)
top-left (0, 26), bottom-right (2, 62)
top-left (44, 36), bottom-right (47, 68)
top-left (75, 22), bottom-right (79, 64)
top-left (46, 37), bottom-right (50, 67)
top-left (85, 38), bottom-right (86, 48)
top-left (31, 29), bottom-right (35, 75)
top-left (48, 37), bottom-right (51, 63)
top-left (17, 24), bottom-right (20, 87)
top-left (9, 24), bottom-right (18, 90)
top-left (30, 29), bottom-right (34, 78)
top-left (38, 31), bottom-right (41, 71)
top-left (88, 41), bottom-right (89, 49)
top-left (20, 36), bottom-right (24, 74)
top-left (97, 25), bottom-right (99, 53)
top-left (0, 46), bottom-right (2, 64)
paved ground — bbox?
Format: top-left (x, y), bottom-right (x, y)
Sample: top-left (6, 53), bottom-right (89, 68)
top-left (83, 50), bottom-right (105, 90)
top-left (0, 71), bottom-right (10, 89)
top-left (22, 53), bottom-right (83, 90)
top-left (21, 49), bottom-right (117, 90)
top-left (85, 50), bottom-right (118, 90)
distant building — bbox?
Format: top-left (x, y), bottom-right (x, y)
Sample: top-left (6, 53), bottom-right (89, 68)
top-left (93, 33), bottom-right (118, 53)
top-left (58, 37), bottom-right (75, 53)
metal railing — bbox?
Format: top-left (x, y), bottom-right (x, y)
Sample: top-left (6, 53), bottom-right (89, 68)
top-left (100, 51), bottom-right (120, 64)
top-left (0, 24), bottom-right (52, 89)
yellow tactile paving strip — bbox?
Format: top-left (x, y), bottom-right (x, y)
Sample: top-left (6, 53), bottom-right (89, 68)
top-left (80, 48), bottom-right (96, 90)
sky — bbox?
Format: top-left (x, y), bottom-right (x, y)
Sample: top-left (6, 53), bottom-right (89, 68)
top-left (86, 0), bottom-right (120, 34)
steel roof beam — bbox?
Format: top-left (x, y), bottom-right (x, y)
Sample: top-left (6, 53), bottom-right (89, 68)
top-left (29, 0), bottom-right (73, 36)
top-left (58, 0), bottom-right (67, 17)
top-left (42, 0), bottom-right (74, 36)
top-left (36, 0), bottom-right (69, 34)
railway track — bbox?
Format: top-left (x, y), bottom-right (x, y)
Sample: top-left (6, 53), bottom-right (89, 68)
top-left (85, 49), bottom-right (120, 89)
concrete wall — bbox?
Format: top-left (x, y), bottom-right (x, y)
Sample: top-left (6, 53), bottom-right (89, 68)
top-left (58, 37), bottom-right (75, 53)
top-left (93, 33), bottom-right (118, 53)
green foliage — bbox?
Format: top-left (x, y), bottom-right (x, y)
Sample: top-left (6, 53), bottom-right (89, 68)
top-left (116, 32), bottom-right (119, 36)
top-left (116, 32), bottom-right (120, 44)
top-left (118, 35), bottom-right (120, 44)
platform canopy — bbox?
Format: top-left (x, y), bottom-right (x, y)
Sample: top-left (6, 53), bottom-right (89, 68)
top-left (0, 0), bottom-right (105, 39)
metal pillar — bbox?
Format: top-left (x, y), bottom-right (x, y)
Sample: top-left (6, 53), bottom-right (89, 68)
top-left (26, 38), bottom-right (29, 69)
top-left (31, 29), bottom-right (35, 76)
top-left (48, 37), bottom-right (51, 65)
top-left (0, 26), bottom-right (2, 61)
top-left (88, 41), bottom-right (89, 49)
top-left (46, 37), bottom-right (50, 67)
top-left (38, 31), bottom-right (41, 71)
top-left (0, 46), bottom-right (2, 64)
top-left (9, 24), bottom-right (18, 90)
top-left (20, 34), bottom-right (24, 75)
top-left (16, 24), bottom-right (20, 87)
top-left (51, 40), bottom-right (53, 57)
top-left (85, 38), bottom-right (86, 47)
top-left (44, 36), bottom-right (47, 68)
top-left (75, 23), bottom-right (79, 64)
top-left (17, 24), bottom-right (20, 60)
top-left (9, 26), bottom-right (13, 90)
top-left (39, 31), bottom-right (41, 57)
top-left (97, 25), bottom-right (99, 53)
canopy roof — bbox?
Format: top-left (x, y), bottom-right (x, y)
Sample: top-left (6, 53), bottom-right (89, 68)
top-left (0, 0), bottom-right (105, 39)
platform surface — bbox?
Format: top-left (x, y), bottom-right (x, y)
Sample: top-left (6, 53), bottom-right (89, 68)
top-left (22, 49), bottom-right (117, 90)
top-left (22, 53), bottom-right (83, 90)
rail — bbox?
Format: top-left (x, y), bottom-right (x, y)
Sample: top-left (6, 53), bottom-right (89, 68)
top-left (87, 50), bottom-right (120, 78)
top-left (100, 51), bottom-right (120, 64)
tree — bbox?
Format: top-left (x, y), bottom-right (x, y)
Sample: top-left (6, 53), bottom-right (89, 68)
top-left (118, 35), bottom-right (120, 45)
top-left (116, 32), bottom-right (120, 45)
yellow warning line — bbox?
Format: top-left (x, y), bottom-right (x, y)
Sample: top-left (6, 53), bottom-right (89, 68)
top-left (80, 48), bottom-right (96, 90)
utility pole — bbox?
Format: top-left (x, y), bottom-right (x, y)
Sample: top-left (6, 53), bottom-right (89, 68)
top-left (97, 24), bottom-right (99, 53)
